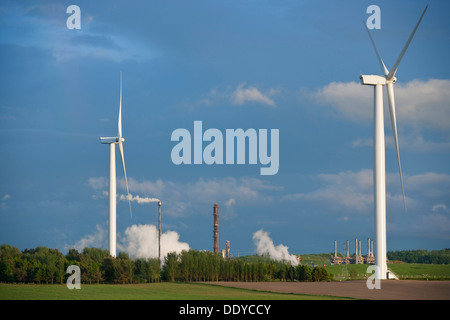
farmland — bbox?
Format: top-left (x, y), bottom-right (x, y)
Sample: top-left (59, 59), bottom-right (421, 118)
top-left (0, 282), bottom-right (349, 300)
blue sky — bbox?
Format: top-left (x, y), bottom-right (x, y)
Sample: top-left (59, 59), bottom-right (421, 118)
top-left (1, 0), bottom-right (449, 258)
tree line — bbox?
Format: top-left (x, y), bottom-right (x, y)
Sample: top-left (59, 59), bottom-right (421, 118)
top-left (0, 244), bottom-right (331, 284)
top-left (161, 250), bottom-right (331, 282)
top-left (387, 248), bottom-right (450, 264)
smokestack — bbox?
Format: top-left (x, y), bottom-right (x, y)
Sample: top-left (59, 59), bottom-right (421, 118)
top-left (334, 240), bottom-right (337, 257)
top-left (368, 238), bottom-right (370, 256)
top-left (213, 203), bottom-right (219, 254)
top-left (346, 240), bottom-right (349, 257)
top-left (158, 201), bottom-right (162, 261)
top-left (371, 240), bottom-right (374, 257)
top-left (226, 240), bottom-right (230, 258)
top-left (355, 238), bottom-right (358, 263)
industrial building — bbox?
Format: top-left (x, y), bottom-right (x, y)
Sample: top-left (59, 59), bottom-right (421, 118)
top-left (331, 238), bottom-right (376, 265)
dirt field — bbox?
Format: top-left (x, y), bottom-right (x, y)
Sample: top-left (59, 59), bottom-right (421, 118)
top-left (208, 280), bottom-right (450, 300)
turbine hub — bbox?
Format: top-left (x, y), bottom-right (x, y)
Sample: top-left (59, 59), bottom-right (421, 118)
top-left (386, 76), bottom-right (397, 84)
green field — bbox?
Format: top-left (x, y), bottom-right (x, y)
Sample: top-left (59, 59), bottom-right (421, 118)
top-left (295, 253), bottom-right (450, 280)
top-left (0, 282), bottom-right (351, 300)
top-left (325, 263), bottom-right (450, 280)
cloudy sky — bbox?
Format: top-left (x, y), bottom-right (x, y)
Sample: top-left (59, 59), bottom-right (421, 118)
top-left (1, 0), bottom-right (449, 257)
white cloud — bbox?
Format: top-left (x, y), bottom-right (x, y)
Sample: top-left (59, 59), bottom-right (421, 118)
top-left (87, 177), bottom-right (107, 190)
top-left (352, 137), bottom-right (373, 148)
top-left (390, 213), bottom-right (450, 241)
top-left (393, 79), bottom-right (450, 131)
top-left (406, 172), bottom-right (450, 190)
top-left (0, 194), bottom-right (10, 211)
top-left (119, 177), bottom-right (165, 196)
top-left (90, 176), bottom-right (282, 217)
top-left (231, 83), bottom-right (277, 106)
top-left (3, 4), bottom-right (160, 63)
top-left (432, 204), bottom-right (448, 213)
top-left (284, 170), bottom-right (450, 224)
top-left (283, 169), bottom-right (374, 213)
top-left (195, 83), bottom-right (280, 108)
top-left (308, 79), bottom-right (450, 132)
top-left (73, 224), bottom-right (107, 251)
top-left (307, 81), bottom-right (371, 122)
top-left (225, 198), bottom-right (236, 207)
top-left (353, 134), bottom-right (450, 153)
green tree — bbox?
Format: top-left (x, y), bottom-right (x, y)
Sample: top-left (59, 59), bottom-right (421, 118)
top-left (148, 258), bottom-right (161, 282)
top-left (0, 260), bottom-right (15, 282)
top-left (179, 250), bottom-right (194, 282)
top-left (80, 247), bottom-right (109, 284)
top-left (14, 257), bottom-right (29, 283)
top-left (0, 244), bottom-right (22, 282)
top-left (162, 252), bottom-right (179, 281)
top-left (296, 265), bottom-right (312, 281)
top-left (66, 248), bottom-right (81, 263)
top-left (102, 257), bottom-right (119, 283)
top-left (312, 266), bottom-right (331, 282)
top-left (117, 252), bottom-right (134, 284)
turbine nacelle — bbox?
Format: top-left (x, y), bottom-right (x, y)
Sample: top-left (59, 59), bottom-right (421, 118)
top-left (100, 137), bottom-right (125, 144)
top-left (360, 75), bottom-right (386, 86)
top-left (360, 75), bottom-right (397, 86)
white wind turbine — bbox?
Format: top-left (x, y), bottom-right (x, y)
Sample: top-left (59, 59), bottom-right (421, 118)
top-left (360, 6), bottom-right (427, 280)
top-left (100, 72), bottom-right (132, 258)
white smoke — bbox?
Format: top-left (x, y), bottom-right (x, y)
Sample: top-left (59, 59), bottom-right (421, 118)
top-left (120, 224), bottom-right (189, 260)
top-left (252, 229), bottom-right (298, 266)
top-left (119, 194), bottom-right (160, 204)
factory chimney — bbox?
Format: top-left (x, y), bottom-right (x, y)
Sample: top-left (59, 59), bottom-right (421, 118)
top-left (334, 240), bottom-right (337, 258)
top-left (346, 240), bottom-right (349, 258)
top-left (371, 240), bottom-right (374, 257)
top-left (213, 203), bottom-right (219, 254)
top-left (158, 201), bottom-right (162, 260)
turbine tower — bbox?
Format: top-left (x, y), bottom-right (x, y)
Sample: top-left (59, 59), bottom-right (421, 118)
top-left (361, 6), bottom-right (427, 280)
top-left (100, 72), bottom-right (132, 258)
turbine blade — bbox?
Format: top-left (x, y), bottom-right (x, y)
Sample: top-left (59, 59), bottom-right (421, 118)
top-left (387, 5), bottom-right (428, 81)
top-left (386, 82), bottom-right (406, 211)
top-left (118, 142), bottom-right (132, 217)
top-left (364, 21), bottom-right (389, 76)
top-left (118, 72), bottom-right (123, 138)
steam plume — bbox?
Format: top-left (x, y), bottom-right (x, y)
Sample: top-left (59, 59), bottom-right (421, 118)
top-left (120, 224), bottom-right (189, 259)
top-left (119, 193), bottom-right (160, 204)
top-left (252, 229), bottom-right (298, 266)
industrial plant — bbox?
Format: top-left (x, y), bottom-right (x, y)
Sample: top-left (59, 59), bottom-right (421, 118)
top-left (211, 202), bottom-right (378, 265)
top-left (330, 239), bottom-right (376, 265)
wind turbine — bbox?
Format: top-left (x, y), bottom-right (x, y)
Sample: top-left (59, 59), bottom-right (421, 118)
top-left (100, 72), bottom-right (132, 258)
top-left (360, 6), bottom-right (427, 280)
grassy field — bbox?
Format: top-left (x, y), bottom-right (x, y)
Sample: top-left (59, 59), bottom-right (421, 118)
top-left (0, 282), bottom-right (351, 300)
top-left (325, 263), bottom-right (450, 280)
top-left (389, 263), bottom-right (450, 279)
top-left (295, 253), bottom-right (450, 280)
